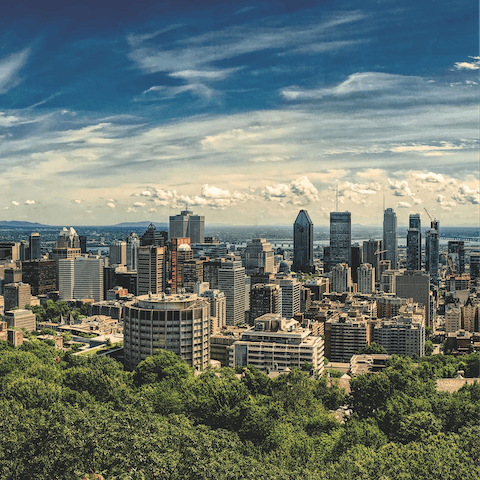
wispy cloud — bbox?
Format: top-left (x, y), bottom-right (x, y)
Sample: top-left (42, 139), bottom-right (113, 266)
top-left (0, 48), bottom-right (30, 94)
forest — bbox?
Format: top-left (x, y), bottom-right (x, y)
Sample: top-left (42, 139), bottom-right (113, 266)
top-left (0, 340), bottom-right (478, 480)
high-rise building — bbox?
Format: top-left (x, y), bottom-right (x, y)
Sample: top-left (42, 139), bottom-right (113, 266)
top-left (140, 223), bottom-right (167, 247)
top-left (406, 213), bottom-right (422, 271)
top-left (358, 263), bottom-right (375, 294)
top-left (199, 289), bottom-right (227, 333)
top-left (470, 253), bottom-right (480, 280)
top-left (218, 260), bottom-right (246, 326)
top-left (383, 208), bottom-right (398, 270)
top-left (278, 278), bottom-right (301, 319)
top-left (73, 256), bottom-right (104, 302)
top-left (245, 238), bottom-right (275, 274)
top-left (19, 240), bottom-right (30, 262)
top-left (170, 238), bottom-right (193, 294)
top-left (395, 270), bottom-right (430, 326)
top-left (52, 227), bottom-right (82, 290)
top-left (373, 315), bottom-right (425, 357)
top-left (4, 282), bottom-right (31, 311)
top-left (0, 242), bottom-right (20, 262)
top-left (124, 293), bottom-right (210, 369)
top-left (330, 263), bottom-right (352, 294)
top-left (249, 283), bottom-right (282, 324)
top-left (137, 246), bottom-right (164, 296)
top-left (447, 241), bottom-right (465, 275)
top-left (292, 210), bottom-right (314, 273)
top-left (29, 233), bottom-right (41, 260)
top-left (169, 210), bottom-right (205, 244)
top-left (126, 233), bottom-right (140, 272)
top-left (329, 211), bottom-right (351, 269)
top-left (351, 245), bottom-right (362, 284)
top-left (425, 219), bottom-right (439, 284)
top-left (79, 235), bottom-right (87, 254)
top-left (183, 260), bottom-right (204, 293)
top-left (363, 239), bottom-right (382, 282)
top-left (203, 258), bottom-right (224, 289)
top-left (445, 305), bottom-right (462, 334)
top-left (22, 260), bottom-right (56, 296)
top-left (327, 317), bottom-right (371, 362)
top-left (58, 259), bottom-right (75, 300)
top-left (109, 241), bottom-right (127, 266)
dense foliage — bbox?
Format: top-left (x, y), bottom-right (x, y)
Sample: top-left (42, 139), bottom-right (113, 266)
top-left (0, 342), bottom-right (478, 479)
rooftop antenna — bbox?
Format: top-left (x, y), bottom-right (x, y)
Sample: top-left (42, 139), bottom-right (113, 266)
top-left (335, 183), bottom-right (339, 212)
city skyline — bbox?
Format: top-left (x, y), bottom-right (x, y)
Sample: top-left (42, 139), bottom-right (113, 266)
top-left (0, 1), bottom-right (478, 226)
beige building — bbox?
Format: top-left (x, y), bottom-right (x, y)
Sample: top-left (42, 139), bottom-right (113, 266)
top-left (137, 246), bottom-right (164, 296)
top-left (326, 316), bottom-right (371, 363)
top-left (4, 282), bottom-right (31, 311)
top-left (330, 263), bottom-right (352, 294)
top-left (229, 313), bottom-right (324, 374)
top-left (124, 293), bottom-right (210, 370)
top-left (357, 263), bottom-right (375, 294)
top-left (445, 305), bottom-right (462, 334)
top-left (4, 309), bottom-right (36, 332)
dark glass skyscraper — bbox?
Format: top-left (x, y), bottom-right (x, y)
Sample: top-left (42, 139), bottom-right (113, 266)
top-left (383, 208), bottom-right (398, 270)
top-left (425, 219), bottom-right (439, 284)
top-left (329, 211), bottom-right (351, 268)
top-left (406, 213), bottom-right (421, 270)
top-left (29, 233), bottom-right (41, 260)
top-left (447, 241), bottom-right (465, 274)
top-left (293, 210), bottom-right (314, 273)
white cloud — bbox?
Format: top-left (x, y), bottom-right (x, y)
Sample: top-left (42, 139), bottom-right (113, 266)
top-left (0, 48), bottom-right (30, 94)
top-left (126, 207), bottom-right (137, 213)
top-left (454, 56), bottom-right (480, 70)
top-left (73, 199), bottom-right (82, 204)
top-left (388, 179), bottom-right (412, 197)
top-left (397, 201), bottom-right (411, 208)
top-left (133, 202), bottom-right (146, 207)
top-left (148, 208), bottom-right (156, 213)
top-left (107, 202), bottom-right (116, 208)
top-left (169, 68), bottom-right (239, 81)
top-left (201, 184), bottom-right (231, 199)
top-left (11, 200), bottom-right (19, 206)
top-left (24, 200), bottom-right (35, 205)
top-left (140, 190), bottom-right (152, 197)
top-left (391, 142), bottom-right (464, 156)
top-left (437, 195), bottom-right (456, 210)
top-left (263, 176), bottom-right (318, 204)
top-left (452, 183), bottom-right (479, 205)
top-left (411, 172), bottom-right (452, 183)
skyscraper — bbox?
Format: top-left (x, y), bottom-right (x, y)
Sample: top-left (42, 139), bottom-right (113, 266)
top-left (137, 245), bottom-right (164, 295)
top-left (29, 233), bottom-right (41, 260)
top-left (109, 241), bottom-right (127, 266)
top-left (363, 239), bottom-right (382, 282)
top-left (279, 278), bottom-right (301, 319)
top-left (73, 256), bottom-right (104, 302)
top-left (292, 210), bottom-right (314, 273)
top-left (425, 219), bottom-right (439, 284)
top-left (218, 260), bottom-right (246, 326)
top-left (245, 238), bottom-right (275, 274)
top-left (329, 211), bottom-right (351, 269)
top-left (357, 263), bottom-right (375, 294)
top-left (383, 208), bottom-right (398, 270)
top-left (126, 233), bottom-right (140, 272)
top-left (447, 241), bottom-right (465, 274)
top-left (406, 213), bottom-right (421, 271)
top-left (395, 270), bottom-right (431, 326)
top-left (140, 223), bottom-right (167, 247)
top-left (250, 283), bottom-right (282, 324)
top-left (169, 210), bottom-right (205, 244)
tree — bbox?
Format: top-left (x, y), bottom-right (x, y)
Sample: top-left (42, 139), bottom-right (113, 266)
top-left (356, 342), bottom-right (387, 355)
top-left (425, 340), bottom-right (434, 356)
top-left (134, 350), bottom-right (193, 386)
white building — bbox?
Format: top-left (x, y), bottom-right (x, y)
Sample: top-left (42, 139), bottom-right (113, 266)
top-left (200, 289), bottom-right (227, 332)
top-left (229, 313), bottom-right (324, 374)
top-left (373, 315), bottom-right (425, 357)
top-left (73, 256), bottom-right (104, 302)
top-left (244, 238), bottom-right (275, 274)
top-left (330, 263), bottom-right (352, 293)
top-left (278, 278), bottom-right (301, 319)
top-left (218, 260), bottom-right (246, 326)
top-left (357, 263), bottom-right (375, 294)
top-left (58, 256), bottom-right (104, 302)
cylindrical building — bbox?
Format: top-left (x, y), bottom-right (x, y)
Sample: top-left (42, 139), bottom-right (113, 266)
top-left (124, 293), bottom-right (210, 370)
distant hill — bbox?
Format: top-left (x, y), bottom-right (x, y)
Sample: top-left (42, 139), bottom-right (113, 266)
top-left (110, 221), bottom-right (168, 229)
top-left (0, 220), bottom-right (52, 228)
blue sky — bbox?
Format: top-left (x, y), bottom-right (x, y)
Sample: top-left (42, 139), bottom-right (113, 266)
top-left (0, 0), bottom-right (478, 226)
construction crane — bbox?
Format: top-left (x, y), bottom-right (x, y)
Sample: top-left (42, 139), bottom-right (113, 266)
top-left (374, 249), bottom-right (387, 258)
top-left (424, 207), bottom-right (433, 222)
top-left (447, 255), bottom-right (456, 276)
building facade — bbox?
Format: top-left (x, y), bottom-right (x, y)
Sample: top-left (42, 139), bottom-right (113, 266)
top-left (124, 293), bottom-right (210, 369)
top-left (245, 238), bottom-right (275, 274)
top-left (383, 208), bottom-right (398, 270)
top-left (292, 210), bottom-right (314, 273)
top-left (229, 314), bottom-right (324, 374)
top-left (329, 212), bottom-right (351, 269)
top-left (357, 263), bottom-right (375, 294)
top-left (218, 260), bottom-right (246, 326)
top-left (137, 246), bottom-right (164, 296)
top-left (406, 213), bottom-right (422, 271)
top-left (330, 263), bottom-right (352, 294)
top-left (169, 210), bottom-right (205, 244)
top-left (425, 219), bottom-right (439, 284)
top-left (249, 283), bottom-right (282, 324)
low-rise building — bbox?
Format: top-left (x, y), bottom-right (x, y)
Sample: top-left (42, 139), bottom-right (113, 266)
top-left (229, 313), bottom-right (324, 374)
top-left (3, 309), bottom-right (36, 332)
